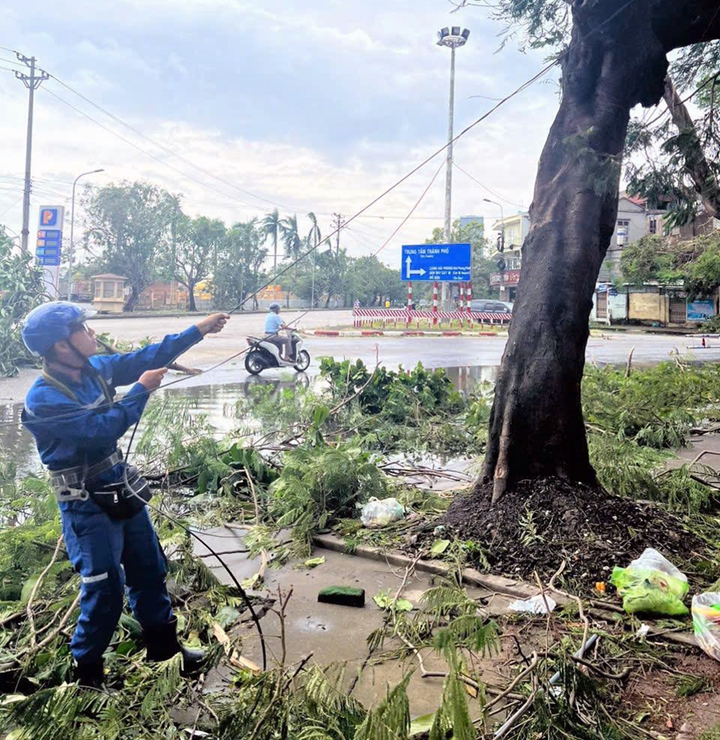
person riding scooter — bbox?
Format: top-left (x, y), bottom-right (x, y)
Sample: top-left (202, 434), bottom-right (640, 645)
top-left (21, 301), bottom-right (229, 688)
top-left (265, 302), bottom-right (293, 361)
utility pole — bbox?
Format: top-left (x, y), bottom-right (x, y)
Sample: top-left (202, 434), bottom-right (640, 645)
top-left (15, 54), bottom-right (49, 254)
top-left (332, 213), bottom-right (343, 256)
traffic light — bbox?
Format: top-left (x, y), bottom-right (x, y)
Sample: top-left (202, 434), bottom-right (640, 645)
top-left (496, 257), bottom-right (506, 272)
top-left (497, 232), bottom-right (505, 252)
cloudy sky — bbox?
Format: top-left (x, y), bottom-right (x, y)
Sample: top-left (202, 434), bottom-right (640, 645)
top-left (0, 0), bottom-right (563, 269)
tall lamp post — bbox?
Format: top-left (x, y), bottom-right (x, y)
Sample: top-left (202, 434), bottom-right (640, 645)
top-left (437, 26), bottom-right (469, 309)
top-left (484, 197), bottom-right (507, 299)
top-left (67, 168), bottom-right (104, 300)
top-left (483, 198), bottom-right (505, 253)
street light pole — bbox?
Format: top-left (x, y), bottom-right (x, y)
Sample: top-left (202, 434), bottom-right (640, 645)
top-left (437, 26), bottom-right (469, 309)
top-left (68, 169), bottom-right (104, 300)
top-left (483, 198), bottom-right (505, 253)
top-left (484, 197), bottom-right (507, 300)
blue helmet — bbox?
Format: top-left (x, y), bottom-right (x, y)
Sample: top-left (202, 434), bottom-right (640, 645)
top-left (269, 302), bottom-right (281, 310)
top-left (22, 301), bottom-right (97, 357)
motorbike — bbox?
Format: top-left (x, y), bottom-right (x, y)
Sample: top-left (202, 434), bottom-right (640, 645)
top-left (244, 330), bottom-right (311, 375)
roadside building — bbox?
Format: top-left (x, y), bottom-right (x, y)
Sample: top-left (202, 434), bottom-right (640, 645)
top-left (488, 212), bottom-right (530, 302)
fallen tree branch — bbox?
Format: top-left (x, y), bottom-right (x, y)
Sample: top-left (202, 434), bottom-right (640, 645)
top-left (485, 651), bottom-right (539, 710)
top-left (26, 536), bottom-right (64, 649)
top-left (570, 655), bottom-right (631, 680)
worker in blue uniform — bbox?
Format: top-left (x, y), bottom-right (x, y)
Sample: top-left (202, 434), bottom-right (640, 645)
top-left (21, 302), bottom-right (229, 688)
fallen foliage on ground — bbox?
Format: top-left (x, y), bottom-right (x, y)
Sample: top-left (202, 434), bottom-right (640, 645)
top-left (3, 358), bottom-right (720, 737)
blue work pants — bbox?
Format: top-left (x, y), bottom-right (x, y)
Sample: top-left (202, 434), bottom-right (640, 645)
top-left (60, 500), bottom-right (173, 664)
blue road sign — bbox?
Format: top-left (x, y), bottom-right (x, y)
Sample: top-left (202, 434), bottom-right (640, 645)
top-left (400, 243), bottom-right (472, 282)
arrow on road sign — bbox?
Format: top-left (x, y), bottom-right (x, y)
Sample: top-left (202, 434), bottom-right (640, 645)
top-left (405, 256), bottom-right (426, 279)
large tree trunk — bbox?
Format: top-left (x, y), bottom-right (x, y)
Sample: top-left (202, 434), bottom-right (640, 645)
top-left (483, 0), bottom-right (669, 503)
top-left (663, 76), bottom-right (720, 219)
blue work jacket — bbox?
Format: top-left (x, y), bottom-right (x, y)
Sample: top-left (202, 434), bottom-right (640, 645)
top-left (22, 326), bottom-right (202, 491)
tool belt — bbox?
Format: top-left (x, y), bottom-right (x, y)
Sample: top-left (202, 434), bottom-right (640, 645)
top-left (51, 453), bottom-right (152, 520)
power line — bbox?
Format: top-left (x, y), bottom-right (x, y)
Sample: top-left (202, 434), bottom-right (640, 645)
top-left (0, 56), bottom-right (23, 67)
top-left (41, 87), bottom-right (263, 211)
top-left (0, 194), bottom-right (24, 218)
top-left (452, 162), bottom-right (526, 209)
top-left (0, 31), bottom-right (575, 428)
top-left (48, 73), bottom-right (299, 213)
top-left (354, 214), bottom-right (443, 220)
top-left (372, 159), bottom-right (446, 259)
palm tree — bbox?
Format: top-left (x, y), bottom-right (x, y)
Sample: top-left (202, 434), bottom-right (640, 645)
top-left (279, 214), bottom-right (303, 308)
top-left (307, 212), bottom-right (322, 251)
top-left (279, 214), bottom-right (302, 259)
top-left (307, 213), bottom-right (322, 309)
top-left (261, 209), bottom-right (281, 273)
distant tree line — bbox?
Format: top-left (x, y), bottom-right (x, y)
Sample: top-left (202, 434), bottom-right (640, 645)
top-left (73, 181), bottom-right (420, 312)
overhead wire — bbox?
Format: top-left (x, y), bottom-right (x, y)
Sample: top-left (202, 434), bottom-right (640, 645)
top-left (41, 87), bottom-right (264, 212)
top-left (0, 195), bottom-right (23, 218)
top-left (2, 0), bottom-right (643, 432)
top-left (636, 70), bottom-right (720, 132)
top-left (48, 73), bottom-right (299, 213)
top-left (372, 159), bottom-right (446, 258)
top-left (0, 29), bottom-right (578, 433)
top-left (452, 162), bottom-right (526, 209)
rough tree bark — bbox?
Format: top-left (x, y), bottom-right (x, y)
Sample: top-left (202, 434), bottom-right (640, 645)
top-left (663, 76), bottom-right (720, 219)
top-left (483, 0), bottom-right (720, 503)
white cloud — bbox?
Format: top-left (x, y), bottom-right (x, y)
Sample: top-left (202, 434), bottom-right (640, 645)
top-left (0, 0), bottom-right (561, 272)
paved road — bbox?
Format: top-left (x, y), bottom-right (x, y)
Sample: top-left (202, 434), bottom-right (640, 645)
top-left (2, 310), bottom-right (719, 472)
top-left (2, 310), bottom-right (719, 402)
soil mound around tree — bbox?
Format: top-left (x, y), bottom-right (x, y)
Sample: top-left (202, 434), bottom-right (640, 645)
top-left (442, 477), bottom-right (707, 586)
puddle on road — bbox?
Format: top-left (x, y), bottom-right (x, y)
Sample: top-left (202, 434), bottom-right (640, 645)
top-left (0, 365), bottom-right (497, 473)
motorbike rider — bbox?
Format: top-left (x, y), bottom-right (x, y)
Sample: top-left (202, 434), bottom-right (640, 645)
top-left (265, 302), bottom-right (293, 361)
top-left (21, 301), bottom-right (229, 688)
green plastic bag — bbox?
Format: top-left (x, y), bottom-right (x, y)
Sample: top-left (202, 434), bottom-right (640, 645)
top-left (610, 548), bottom-right (689, 616)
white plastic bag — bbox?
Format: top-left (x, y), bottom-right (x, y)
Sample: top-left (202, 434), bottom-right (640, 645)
top-left (509, 595), bottom-right (557, 614)
top-left (628, 548), bottom-right (688, 584)
top-left (361, 497), bottom-right (406, 528)
top-left (692, 592), bottom-right (720, 661)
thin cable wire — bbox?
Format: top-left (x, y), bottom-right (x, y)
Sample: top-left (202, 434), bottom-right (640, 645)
top-left (41, 87), bottom-right (263, 211)
top-left (4, 57), bottom-right (558, 431)
top-left (372, 159), bottom-right (446, 258)
top-left (226, 65), bottom-right (556, 312)
top-left (121, 422), bottom-right (267, 670)
top-left (0, 195), bottom-right (23, 218)
top-left (49, 74), bottom-right (298, 213)
top-left (452, 163), bottom-right (526, 209)
top-left (634, 71), bottom-right (720, 132)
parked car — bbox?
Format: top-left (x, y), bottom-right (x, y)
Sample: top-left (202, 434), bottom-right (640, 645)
top-left (470, 299), bottom-right (512, 314)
